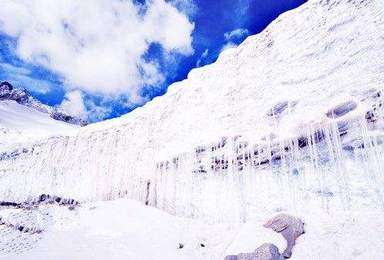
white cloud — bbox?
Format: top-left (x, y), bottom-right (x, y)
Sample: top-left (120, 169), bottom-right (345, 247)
top-left (196, 49), bottom-right (209, 67)
top-left (224, 28), bottom-right (249, 41)
top-left (220, 42), bottom-right (238, 53)
top-left (0, 62), bottom-right (52, 94)
top-left (220, 28), bottom-right (249, 54)
top-left (170, 0), bottom-right (198, 16)
top-left (59, 90), bottom-right (87, 119)
top-left (59, 90), bottom-right (111, 121)
top-left (85, 100), bottom-right (111, 122)
top-left (0, 0), bottom-right (195, 104)
top-left (0, 63), bottom-right (30, 76)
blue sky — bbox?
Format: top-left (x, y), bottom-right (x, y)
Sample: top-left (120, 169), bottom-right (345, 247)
top-left (0, 0), bottom-right (305, 122)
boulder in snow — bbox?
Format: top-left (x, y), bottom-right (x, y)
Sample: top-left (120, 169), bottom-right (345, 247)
top-left (263, 214), bottom-right (305, 258)
top-left (224, 243), bottom-right (283, 260)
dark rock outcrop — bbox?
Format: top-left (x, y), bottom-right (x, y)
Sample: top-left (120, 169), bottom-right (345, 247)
top-left (51, 110), bottom-right (88, 126)
top-left (0, 194), bottom-right (80, 210)
top-left (10, 88), bottom-right (30, 103)
top-left (0, 81), bottom-right (13, 98)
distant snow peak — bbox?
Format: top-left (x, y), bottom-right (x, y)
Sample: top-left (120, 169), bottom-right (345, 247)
top-left (0, 81), bottom-right (87, 126)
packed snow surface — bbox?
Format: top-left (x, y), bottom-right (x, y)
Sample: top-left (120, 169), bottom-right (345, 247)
top-left (1, 0), bottom-right (384, 259)
top-left (1, 199), bottom-right (383, 260)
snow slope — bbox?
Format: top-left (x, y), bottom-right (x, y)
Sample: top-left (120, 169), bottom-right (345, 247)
top-left (0, 100), bottom-right (79, 149)
top-left (1, 0), bottom-right (384, 258)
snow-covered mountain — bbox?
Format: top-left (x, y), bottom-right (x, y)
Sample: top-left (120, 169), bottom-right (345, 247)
top-left (0, 0), bottom-right (384, 258)
top-left (0, 100), bottom-right (80, 149)
top-left (0, 81), bottom-right (87, 127)
top-left (0, 81), bottom-right (85, 149)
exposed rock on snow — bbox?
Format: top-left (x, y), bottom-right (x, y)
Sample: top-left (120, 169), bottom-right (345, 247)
top-left (223, 214), bottom-right (304, 259)
top-left (0, 217), bottom-right (43, 235)
top-left (263, 214), bottom-right (305, 258)
top-left (0, 194), bottom-right (80, 210)
top-left (0, 81), bottom-right (12, 98)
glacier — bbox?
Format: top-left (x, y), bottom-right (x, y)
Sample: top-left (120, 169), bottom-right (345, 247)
top-left (1, 0), bottom-right (384, 258)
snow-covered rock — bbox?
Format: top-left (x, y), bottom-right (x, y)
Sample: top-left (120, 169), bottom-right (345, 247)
top-left (264, 214), bottom-right (305, 258)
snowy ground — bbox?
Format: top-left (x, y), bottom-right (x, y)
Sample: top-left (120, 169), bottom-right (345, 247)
top-left (0, 199), bottom-right (237, 260)
top-left (1, 199), bottom-right (384, 260)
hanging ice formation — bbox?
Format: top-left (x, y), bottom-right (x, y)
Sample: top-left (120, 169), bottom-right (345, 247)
top-left (0, 0), bottom-right (383, 222)
top-left (155, 90), bottom-right (384, 221)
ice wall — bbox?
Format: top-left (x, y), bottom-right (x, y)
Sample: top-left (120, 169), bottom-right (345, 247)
top-left (1, 89), bottom-right (383, 223)
top-left (155, 93), bottom-right (384, 222)
top-left (0, 0), bottom-right (383, 222)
